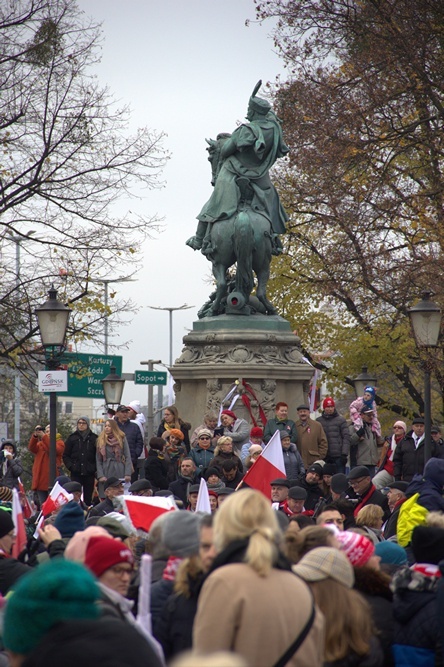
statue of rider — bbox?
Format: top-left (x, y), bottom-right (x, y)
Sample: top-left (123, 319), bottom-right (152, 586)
top-left (186, 81), bottom-right (289, 255)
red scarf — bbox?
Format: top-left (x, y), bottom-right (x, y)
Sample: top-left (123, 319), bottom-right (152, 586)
top-left (353, 483), bottom-right (377, 517)
top-left (162, 556), bottom-right (182, 581)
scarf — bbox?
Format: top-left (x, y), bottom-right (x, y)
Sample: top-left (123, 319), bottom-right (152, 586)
top-left (162, 556), bottom-right (183, 581)
top-left (99, 435), bottom-right (122, 462)
top-left (353, 483), bottom-right (377, 517)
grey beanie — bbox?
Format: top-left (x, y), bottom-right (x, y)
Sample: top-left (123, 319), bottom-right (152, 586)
top-left (161, 511), bottom-right (201, 558)
top-left (78, 416), bottom-right (90, 428)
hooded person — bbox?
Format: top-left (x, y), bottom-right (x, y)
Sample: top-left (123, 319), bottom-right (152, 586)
top-left (63, 417), bottom-right (98, 506)
top-left (150, 511), bottom-right (201, 634)
top-left (0, 440), bottom-right (23, 492)
top-left (391, 525), bottom-right (444, 665)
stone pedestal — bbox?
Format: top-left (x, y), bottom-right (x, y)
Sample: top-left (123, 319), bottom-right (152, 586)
top-left (170, 314), bottom-right (314, 428)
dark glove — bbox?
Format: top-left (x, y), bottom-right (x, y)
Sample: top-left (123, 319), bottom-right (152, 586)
top-left (340, 454), bottom-right (348, 466)
top-left (356, 427), bottom-right (365, 438)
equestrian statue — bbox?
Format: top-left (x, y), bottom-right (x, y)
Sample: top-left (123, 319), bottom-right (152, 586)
top-left (186, 81), bottom-right (289, 317)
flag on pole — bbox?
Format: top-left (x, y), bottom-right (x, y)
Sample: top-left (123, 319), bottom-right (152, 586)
top-left (122, 495), bottom-right (177, 534)
top-left (12, 489), bottom-right (27, 559)
top-left (18, 478), bottom-right (33, 519)
top-left (240, 430), bottom-right (286, 498)
top-left (196, 477), bottom-right (211, 514)
top-left (40, 482), bottom-right (73, 516)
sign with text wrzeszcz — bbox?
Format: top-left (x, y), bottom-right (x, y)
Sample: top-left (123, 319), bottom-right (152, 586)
top-left (63, 353), bottom-right (122, 398)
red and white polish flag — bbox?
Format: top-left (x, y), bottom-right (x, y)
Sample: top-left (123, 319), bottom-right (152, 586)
top-left (239, 429), bottom-right (286, 498)
top-left (122, 495), bottom-right (177, 534)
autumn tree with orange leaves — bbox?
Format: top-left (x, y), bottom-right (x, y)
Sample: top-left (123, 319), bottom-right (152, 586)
top-left (255, 0), bottom-right (444, 423)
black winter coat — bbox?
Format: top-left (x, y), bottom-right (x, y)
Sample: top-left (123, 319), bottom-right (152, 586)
top-left (155, 573), bottom-right (204, 660)
top-left (116, 419), bottom-right (143, 463)
top-left (293, 477), bottom-right (324, 511)
top-left (316, 411), bottom-right (350, 459)
top-left (392, 565), bottom-right (441, 665)
top-left (393, 431), bottom-right (439, 482)
top-left (63, 430), bottom-right (97, 476)
top-left (144, 450), bottom-right (169, 490)
top-left (353, 567), bottom-right (394, 667)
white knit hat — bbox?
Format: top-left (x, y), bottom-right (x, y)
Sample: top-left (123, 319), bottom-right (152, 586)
top-left (128, 400), bottom-right (141, 414)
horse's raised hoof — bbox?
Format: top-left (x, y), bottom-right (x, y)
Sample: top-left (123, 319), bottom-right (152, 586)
top-left (186, 236), bottom-right (203, 250)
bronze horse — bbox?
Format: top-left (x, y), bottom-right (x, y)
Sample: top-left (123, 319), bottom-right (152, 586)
top-left (200, 134), bottom-right (277, 317)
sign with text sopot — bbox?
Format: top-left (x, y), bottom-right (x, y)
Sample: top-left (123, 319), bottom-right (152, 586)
top-left (38, 370), bottom-right (68, 393)
top-left (62, 353), bottom-right (123, 398)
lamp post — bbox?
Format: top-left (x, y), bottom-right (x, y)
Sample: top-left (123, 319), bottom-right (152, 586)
top-left (408, 290), bottom-right (442, 463)
top-left (147, 304), bottom-right (194, 403)
top-left (35, 285), bottom-right (71, 487)
top-left (90, 274), bottom-right (137, 355)
top-left (101, 366), bottom-right (125, 407)
top-left (352, 366), bottom-right (377, 398)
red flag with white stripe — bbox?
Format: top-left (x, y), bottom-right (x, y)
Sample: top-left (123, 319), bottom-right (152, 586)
top-left (12, 488), bottom-right (27, 559)
top-left (40, 482), bottom-right (73, 516)
top-left (122, 495), bottom-right (177, 533)
top-left (18, 478), bottom-right (33, 519)
top-left (240, 430), bottom-right (286, 498)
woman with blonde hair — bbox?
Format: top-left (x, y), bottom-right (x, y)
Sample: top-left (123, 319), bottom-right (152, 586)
top-left (208, 436), bottom-right (242, 473)
top-left (96, 420), bottom-right (132, 498)
top-left (355, 504), bottom-right (385, 544)
top-left (293, 547), bottom-right (383, 666)
top-left (193, 489), bottom-right (324, 666)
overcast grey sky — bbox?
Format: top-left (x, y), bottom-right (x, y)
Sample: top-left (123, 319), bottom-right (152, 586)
top-left (75, 0), bottom-right (287, 405)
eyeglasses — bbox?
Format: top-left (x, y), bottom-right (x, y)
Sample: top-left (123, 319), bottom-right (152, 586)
top-left (78, 420), bottom-right (88, 425)
top-left (349, 477), bottom-right (367, 485)
top-left (199, 436), bottom-right (210, 440)
top-left (110, 565), bottom-right (133, 577)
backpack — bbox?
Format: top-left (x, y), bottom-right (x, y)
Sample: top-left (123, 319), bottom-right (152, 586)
top-left (396, 492), bottom-right (428, 547)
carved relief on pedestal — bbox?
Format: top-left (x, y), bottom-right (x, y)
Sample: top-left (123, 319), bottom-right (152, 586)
top-left (258, 379), bottom-right (277, 415)
top-left (172, 380), bottom-right (181, 394)
top-left (176, 346), bottom-right (199, 364)
top-left (206, 378), bottom-right (222, 411)
top-left (227, 346), bottom-right (254, 363)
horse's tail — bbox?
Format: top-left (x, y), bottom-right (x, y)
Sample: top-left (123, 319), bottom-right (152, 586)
top-left (234, 210), bottom-right (255, 298)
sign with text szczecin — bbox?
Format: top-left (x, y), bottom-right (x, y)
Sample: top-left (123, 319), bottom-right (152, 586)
top-left (38, 370), bottom-right (68, 393)
top-left (134, 370), bottom-right (167, 386)
top-left (63, 353), bottom-right (122, 399)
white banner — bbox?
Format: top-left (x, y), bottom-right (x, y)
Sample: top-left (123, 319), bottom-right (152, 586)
top-left (38, 370), bottom-right (68, 393)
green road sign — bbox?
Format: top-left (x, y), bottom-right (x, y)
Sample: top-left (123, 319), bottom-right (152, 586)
top-left (134, 370), bottom-right (167, 385)
top-left (63, 353), bottom-right (123, 398)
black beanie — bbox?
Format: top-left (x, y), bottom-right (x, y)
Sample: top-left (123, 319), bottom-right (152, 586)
top-left (411, 525), bottom-right (444, 565)
top-left (0, 509), bottom-right (14, 538)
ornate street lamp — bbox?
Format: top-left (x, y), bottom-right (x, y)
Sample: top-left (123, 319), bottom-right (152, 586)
top-left (352, 366), bottom-right (377, 398)
top-left (101, 366), bottom-right (125, 407)
top-left (408, 290), bottom-right (442, 463)
top-left (35, 286), bottom-right (71, 487)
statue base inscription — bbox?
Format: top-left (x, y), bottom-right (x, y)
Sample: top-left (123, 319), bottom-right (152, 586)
top-left (170, 315), bottom-right (314, 428)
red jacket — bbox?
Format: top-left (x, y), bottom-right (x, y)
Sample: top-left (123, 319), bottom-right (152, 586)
top-left (28, 434), bottom-right (65, 491)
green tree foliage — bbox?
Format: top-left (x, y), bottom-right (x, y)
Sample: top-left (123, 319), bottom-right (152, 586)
top-left (256, 0), bottom-right (443, 422)
top-left (0, 0), bottom-right (168, 375)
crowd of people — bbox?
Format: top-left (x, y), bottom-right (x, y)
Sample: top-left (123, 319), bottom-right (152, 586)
top-left (0, 394), bottom-right (442, 665)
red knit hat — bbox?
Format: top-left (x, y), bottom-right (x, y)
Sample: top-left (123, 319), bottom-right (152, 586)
top-left (221, 410), bottom-right (237, 420)
top-left (336, 531), bottom-right (375, 567)
top-left (323, 397), bottom-right (335, 409)
top-left (84, 536), bottom-right (134, 578)
top-left (250, 426), bottom-right (263, 438)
